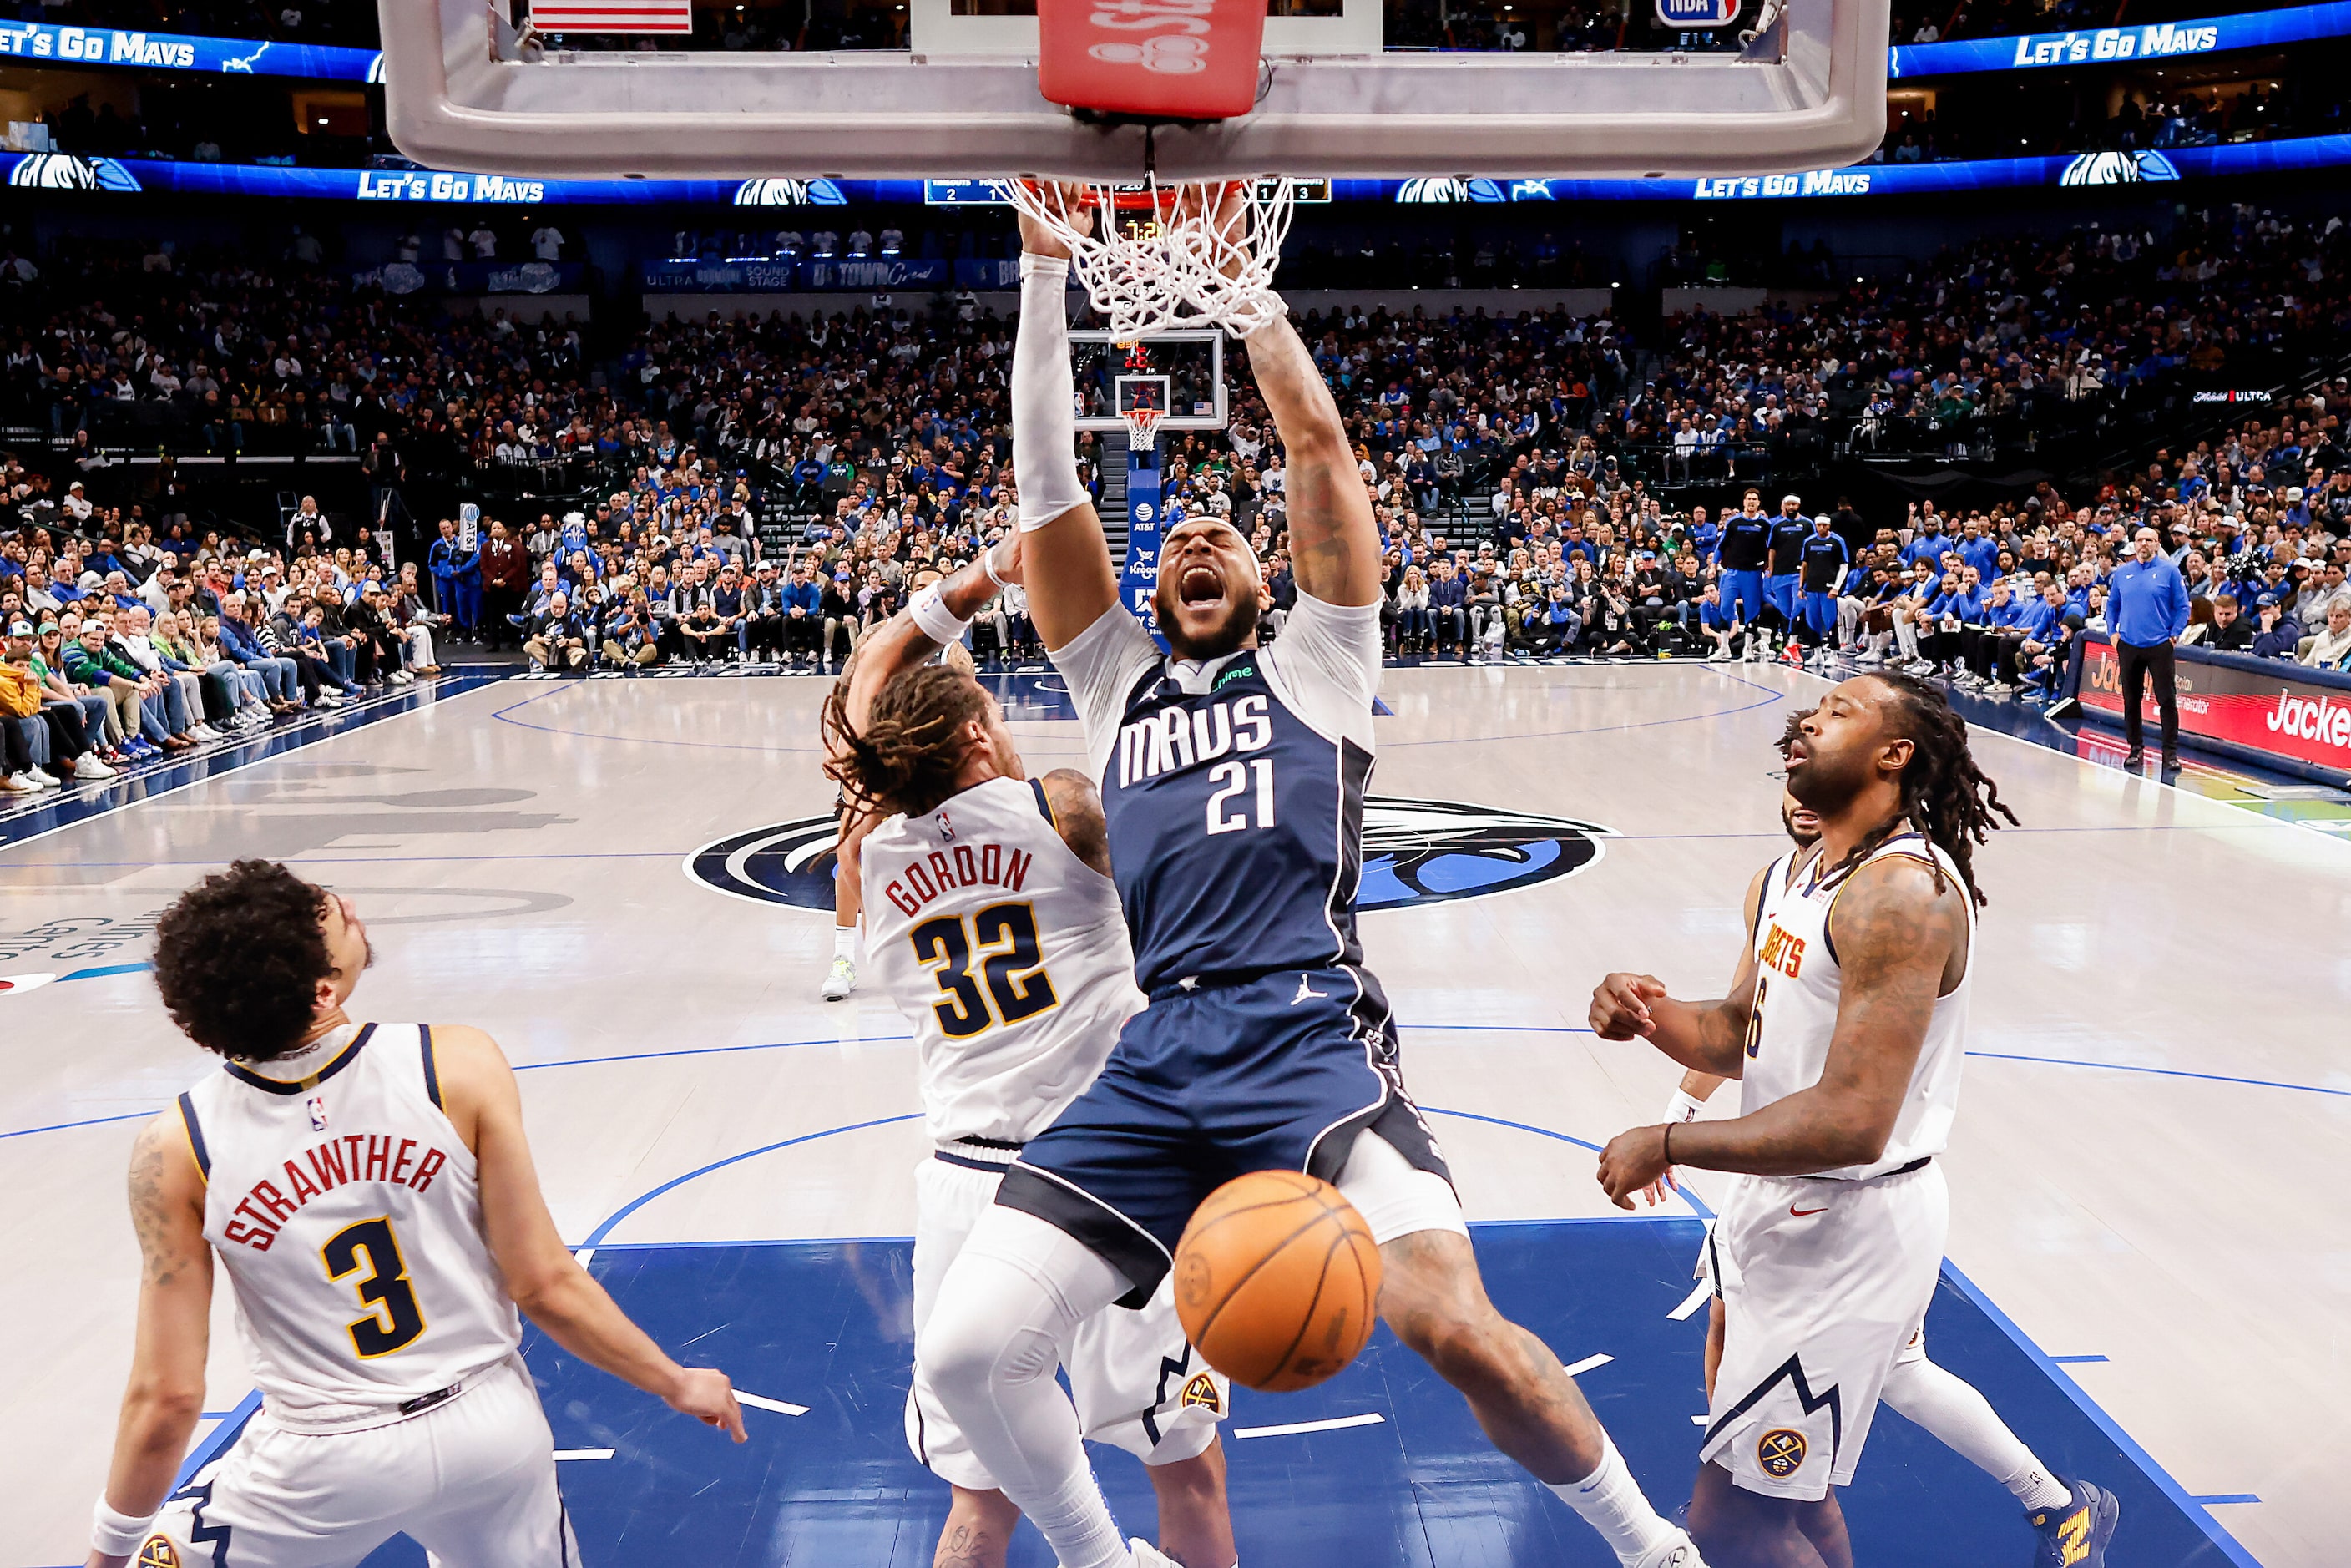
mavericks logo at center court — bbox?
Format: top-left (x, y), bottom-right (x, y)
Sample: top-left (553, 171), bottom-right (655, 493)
top-left (686, 796), bottom-right (1611, 912)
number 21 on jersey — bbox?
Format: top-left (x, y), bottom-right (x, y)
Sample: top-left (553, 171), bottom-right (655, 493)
top-left (1206, 758), bottom-right (1274, 834)
top-left (912, 901), bottom-right (1059, 1039)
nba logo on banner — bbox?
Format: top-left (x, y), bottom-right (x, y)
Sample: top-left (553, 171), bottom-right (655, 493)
top-left (1657, 0), bottom-right (1738, 25)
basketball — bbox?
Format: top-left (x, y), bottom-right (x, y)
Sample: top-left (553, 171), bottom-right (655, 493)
top-left (1172, 1170), bottom-right (1383, 1393)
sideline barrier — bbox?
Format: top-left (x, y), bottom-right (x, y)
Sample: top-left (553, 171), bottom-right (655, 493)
top-left (2078, 630), bottom-right (2351, 783)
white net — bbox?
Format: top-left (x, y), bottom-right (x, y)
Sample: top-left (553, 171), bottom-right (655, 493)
top-left (998, 176), bottom-right (1296, 341)
top-left (1120, 403), bottom-right (1165, 453)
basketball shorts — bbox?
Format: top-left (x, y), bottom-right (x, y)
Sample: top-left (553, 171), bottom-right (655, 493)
top-left (1701, 1160), bottom-right (1947, 1500)
top-left (139, 1354), bottom-right (577, 1567)
top-left (1718, 569), bottom-right (1765, 621)
top-left (907, 1153), bottom-right (1226, 1487)
top-left (997, 964), bottom-right (1463, 1306)
top-left (1764, 574), bottom-right (1802, 620)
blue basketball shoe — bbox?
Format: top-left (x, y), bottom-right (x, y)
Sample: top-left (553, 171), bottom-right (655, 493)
top-left (2029, 1476), bottom-right (2119, 1567)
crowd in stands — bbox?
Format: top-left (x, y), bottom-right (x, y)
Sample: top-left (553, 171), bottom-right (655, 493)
top-left (8, 200), bottom-right (2351, 793)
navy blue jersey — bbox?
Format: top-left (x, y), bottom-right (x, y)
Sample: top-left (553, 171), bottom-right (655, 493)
top-left (1767, 518), bottom-right (1813, 577)
top-left (1798, 532), bottom-right (1850, 593)
top-left (1717, 513), bottom-right (1772, 571)
top-left (1056, 595), bottom-right (1383, 996)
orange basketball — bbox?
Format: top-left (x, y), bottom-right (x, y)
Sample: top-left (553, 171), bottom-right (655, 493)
top-left (1172, 1170), bottom-right (1383, 1393)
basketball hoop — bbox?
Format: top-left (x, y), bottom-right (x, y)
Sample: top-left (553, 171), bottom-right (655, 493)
top-left (999, 175), bottom-right (1295, 341)
top-left (1121, 403), bottom-right (1165, 453)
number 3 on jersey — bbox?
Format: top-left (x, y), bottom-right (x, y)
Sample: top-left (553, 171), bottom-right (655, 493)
top-left (321, 1216), bottom-right (427, 1359)
top-left (911, 901), bottom-right (1059, 1039)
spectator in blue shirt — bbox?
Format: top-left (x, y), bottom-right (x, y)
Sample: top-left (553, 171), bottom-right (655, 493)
top-left (2106, 524), bottom-right (2192, 768)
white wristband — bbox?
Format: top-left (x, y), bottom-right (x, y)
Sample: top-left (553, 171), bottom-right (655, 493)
top-left (982, 543), bottom-right (1013, 590)
top-left (908, 584), bottom-right (973, 646)
top-left (93, 1496), bottom-right (159, 1556)
top-left (1664, 1088), bottom-right (1708, 1125)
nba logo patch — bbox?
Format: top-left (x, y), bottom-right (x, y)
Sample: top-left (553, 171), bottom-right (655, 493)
top-left (137, 1536), bottom-right (181, 1566)
top-left (1181, 1372), bottom-right (1222, 1414)
top-left (936, 811), bottom-right (955, 842)
top-left (1757, 1428), bottom-right (1807, 1479)
top-left (307, 1095), bottom-right (329, 1132)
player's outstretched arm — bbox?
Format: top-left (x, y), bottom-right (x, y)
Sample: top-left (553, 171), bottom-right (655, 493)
top-left (1598, 857), bottom-right (1960, 1204)
top-left (841, 536), bottom-right (1022, 733)
top-left (433, 1024), bottom-right (746, 1441)
top-left (1242, 309), bottom-right (1380, 607)
top-left (86, 1116), bottom-right (215, 1568)
top-left (1012, 197), bottom-right (1119, 650)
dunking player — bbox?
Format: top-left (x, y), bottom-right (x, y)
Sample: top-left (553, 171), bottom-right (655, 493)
top-left (914, 193), bottom-right (1707, 1568)
top-left (85, 862), bottom-right (743, 1567)
top-left (1590, 675), bottom-right (2118, 1568)
top-left (822, 540), bottom-right (1235, 1568)
top-left (1638, 710), bottom-right (2121, 1568)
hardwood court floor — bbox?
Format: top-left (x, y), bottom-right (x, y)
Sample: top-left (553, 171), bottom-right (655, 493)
top-left (0, 662), bottom-right (2339, 1566)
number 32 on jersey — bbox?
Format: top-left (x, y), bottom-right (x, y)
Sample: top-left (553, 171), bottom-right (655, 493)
top-left (912, 901), bottom-right (1059, 1039)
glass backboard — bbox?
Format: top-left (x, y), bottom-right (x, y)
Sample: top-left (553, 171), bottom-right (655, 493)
top-left (378, 0), bottom-right (1888, 181)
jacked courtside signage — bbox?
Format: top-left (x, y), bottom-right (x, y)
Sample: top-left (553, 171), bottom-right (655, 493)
top-left (688, 797), bottom-right (1612, 913)
top-left (2081, 635), bottom-right (2351, 776)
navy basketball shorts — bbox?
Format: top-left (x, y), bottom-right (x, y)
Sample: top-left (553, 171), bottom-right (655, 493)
top-left (1764, 574), bottom-right (1802, 620)
top-left (1719, 569), bottom-right (1765, 622)
top-left (995, 965), bottom-right (1458, 1306)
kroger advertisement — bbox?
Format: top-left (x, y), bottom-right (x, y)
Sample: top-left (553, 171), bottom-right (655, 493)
top-left (0, 18), bottom-right (377, 80)
top-left (1890, 0), bottom-right (2351, 76)
top-left (11, 133), bottom-right (2351, 208)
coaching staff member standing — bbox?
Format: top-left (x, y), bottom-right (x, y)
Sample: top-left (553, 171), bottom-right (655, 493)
top-left (2108, 524), bottom-right (2190, 770)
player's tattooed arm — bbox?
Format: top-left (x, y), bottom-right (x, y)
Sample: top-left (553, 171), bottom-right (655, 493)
top-left (94, 1116), bottom-right (215, 1536)
top-left (1041, 767), bottom-right (1114, 879)
top-left (1602, 857), bottom-right (1960, 1201)
top-left (1244, 316), bottom-right (1380, 607)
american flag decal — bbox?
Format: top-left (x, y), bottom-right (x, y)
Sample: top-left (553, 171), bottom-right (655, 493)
top-left (530, 0), bottom-right (695, 33)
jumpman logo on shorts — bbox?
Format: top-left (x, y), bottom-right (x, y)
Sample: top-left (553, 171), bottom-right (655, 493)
top-left (1291, 974), bottom-right (1328, 1005)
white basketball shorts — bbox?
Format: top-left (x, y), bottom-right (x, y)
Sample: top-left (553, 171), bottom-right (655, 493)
top-left (140, 1353), bottom-right (577, 1567)
top-left (907, 1153), bottom-right (1226, 1489)
top-left (1701, 1160), bottom-right (1949, 1501)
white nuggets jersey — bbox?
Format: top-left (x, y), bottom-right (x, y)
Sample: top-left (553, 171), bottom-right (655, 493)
top-left (862, 774), bottom-right (1142, 1146)
top-left (1742, 832), bottom-right (1974, 1179)
top-left (176, 1023), bottom-right (523, 1429)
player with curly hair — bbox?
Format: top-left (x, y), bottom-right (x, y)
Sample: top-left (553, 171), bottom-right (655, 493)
top-left (83, 861), bottom-right (745, 1568)
top-left (1589, 676), bottom-right (2116, 1568)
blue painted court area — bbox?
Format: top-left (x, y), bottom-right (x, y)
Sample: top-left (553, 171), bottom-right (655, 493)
top-left (346, 1220), bottom-right (2242, 1567)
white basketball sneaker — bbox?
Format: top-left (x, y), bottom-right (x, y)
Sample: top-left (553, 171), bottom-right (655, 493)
top-left (1129, 1539), bottom-right (1184, 1567)
top-left (1628, 1530), bottom-right (1710, 1568)
top-left (821, 956), bottom-right (857, 1001)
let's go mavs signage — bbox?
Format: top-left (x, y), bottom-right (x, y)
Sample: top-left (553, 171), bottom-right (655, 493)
top-left (0, 20), bottom-right (378, 79)
top-left (690, 797), bottom-right (1611, 913)
top-left (1889, 0), bottom-right (2351, 77)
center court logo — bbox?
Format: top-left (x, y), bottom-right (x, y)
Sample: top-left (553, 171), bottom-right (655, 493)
top-left (686, 796), bottom-right (1612, 911)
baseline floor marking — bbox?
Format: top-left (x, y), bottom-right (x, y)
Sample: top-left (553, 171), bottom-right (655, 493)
top-left (1561, 1353), bottom-right (1614, 1378)
top-left (1232, 1413), bottom-right (1387, 1440)
top-left (1667, 1281), bottom-right (1713, 1322)
top-left (577, 1113), bottom-right (925, 1250)
top-left (0, 673), bottom-right (507, 852)
top-left (2195, 1495), bottom-right (2263, 1505)
top-left (555, 1449), bottom-right (616, 1461)
top-left (2049, 1353), bottom-right (2111, 1364)
top-left (1940, 1261), bottom-right (2263, 1568)
top-left (1422, 1106), bottom-right (1716, 1222)
top-left (170, 1388), bottom-right (261, 1488)
top-left (736, 1392), bottom-right (810, 1417)
top-left (1383, 663), bottom-right (1786, 749)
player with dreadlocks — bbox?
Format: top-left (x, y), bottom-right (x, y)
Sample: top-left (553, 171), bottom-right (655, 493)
top-left (819, 537), bottom-right (1236, 1568)
top-left (1588, 675), bottom-right (2114, 1568)
top-left (1623, 692), bottom-right (2120, 1568)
